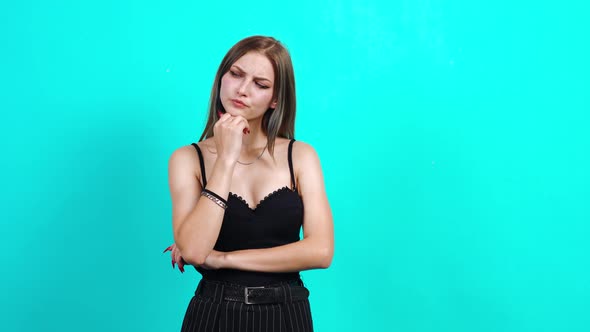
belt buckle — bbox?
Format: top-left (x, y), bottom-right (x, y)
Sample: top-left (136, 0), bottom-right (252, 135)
top-left (244, 286), bottom-right (265, 304)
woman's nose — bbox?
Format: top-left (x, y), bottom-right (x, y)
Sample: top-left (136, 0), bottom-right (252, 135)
top-left (237, 80), bottom-right (249, 95)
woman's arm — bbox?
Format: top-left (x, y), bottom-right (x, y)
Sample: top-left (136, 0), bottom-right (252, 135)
top-left (169, 113), bottom-right (251, 267)
top-left (212, 141), bottom-right (334, 272)
top-left (168, 144), bottom-right (236, 266)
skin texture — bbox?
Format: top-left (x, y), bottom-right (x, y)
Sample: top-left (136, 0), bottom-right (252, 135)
top-left (166, 51), bottom-right (334, 273)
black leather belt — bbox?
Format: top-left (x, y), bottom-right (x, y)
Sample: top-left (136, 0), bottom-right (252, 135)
top-left (197, 280), bottom-right (309, 305)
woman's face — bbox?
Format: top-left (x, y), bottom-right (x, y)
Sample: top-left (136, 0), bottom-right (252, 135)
top-left (219, 51), bottom-right (277, 120)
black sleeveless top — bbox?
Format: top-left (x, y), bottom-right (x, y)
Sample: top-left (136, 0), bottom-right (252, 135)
top-left (191, 139), bottom-right (304, 286)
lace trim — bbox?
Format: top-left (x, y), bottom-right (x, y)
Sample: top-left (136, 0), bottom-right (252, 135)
top-left (229, 186), bottom-right (297, 211)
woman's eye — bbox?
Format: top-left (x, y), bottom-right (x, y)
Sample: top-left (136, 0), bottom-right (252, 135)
top-left (256, 82), bottom-right (269, 89)
top-left (229, 70), bottom-right (241, 77)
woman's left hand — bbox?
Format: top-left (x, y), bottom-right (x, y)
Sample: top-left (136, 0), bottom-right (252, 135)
top-left (163, 245), bottom-right (225, 271)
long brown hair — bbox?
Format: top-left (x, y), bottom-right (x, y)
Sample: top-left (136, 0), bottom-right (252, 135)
top-left (198, 36), bottom-right (296, 158)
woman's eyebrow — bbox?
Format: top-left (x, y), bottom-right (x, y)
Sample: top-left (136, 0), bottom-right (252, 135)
top-left (232, 65), bottom-right (272, 82)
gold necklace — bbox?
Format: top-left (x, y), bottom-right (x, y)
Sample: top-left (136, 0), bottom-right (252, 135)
top-left (237, 145), bottom-right (266, 165)
top-left (205, 144), bottom-right (267, 166)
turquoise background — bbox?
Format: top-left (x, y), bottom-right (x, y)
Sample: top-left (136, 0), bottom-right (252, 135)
top-left (1, 0), bottom-right (589, 331)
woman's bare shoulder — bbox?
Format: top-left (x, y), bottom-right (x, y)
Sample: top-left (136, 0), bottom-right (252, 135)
top-left (273, 137), bottom-right (313, 152)
top-left (291, 140), bottom-right (322, 185)
top-left (292, 139), bottom-right (318, 159)
top-left (169, 143), bottom-right (194, 157)
top-left (168, 144), bottom-right (198, 172)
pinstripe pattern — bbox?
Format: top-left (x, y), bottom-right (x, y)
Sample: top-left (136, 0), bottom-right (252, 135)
top-left (181, 280), bottom-right (313, 332)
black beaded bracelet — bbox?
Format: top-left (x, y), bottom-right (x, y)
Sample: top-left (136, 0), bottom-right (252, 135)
top-left (201, 189), bottom-right (228, 210)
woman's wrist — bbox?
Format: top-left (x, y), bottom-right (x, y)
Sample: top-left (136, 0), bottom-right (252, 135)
top-left (220, 251), bottom-right (233, 269)
top-left (201, 189), bottom-right (228, 209)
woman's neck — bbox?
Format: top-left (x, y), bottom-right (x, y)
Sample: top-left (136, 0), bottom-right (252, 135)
top-left (240, 118), bottom-right (268, 155)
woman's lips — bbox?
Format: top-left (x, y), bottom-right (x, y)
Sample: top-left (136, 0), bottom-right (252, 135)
top-left (231, 99), bottom-right (247, 108)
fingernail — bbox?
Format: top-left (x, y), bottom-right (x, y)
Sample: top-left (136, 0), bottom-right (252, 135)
top-left (172, 260), bottom-right (176, 269)
top-left (217, 110), bottom-right (222, 117)
top-left (179, 265), bottom-right (185, 273)
top-left (163, 246), bottom-right (172, 253)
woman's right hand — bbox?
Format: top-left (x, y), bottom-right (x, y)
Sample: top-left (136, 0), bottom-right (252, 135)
top-left (213, 110), bottom-right (250, 164)
top-left (163, 243), bottom-right (186, 273)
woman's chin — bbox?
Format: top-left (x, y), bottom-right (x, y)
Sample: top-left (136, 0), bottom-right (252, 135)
top-left (223, 107), bottom-right (243, 116)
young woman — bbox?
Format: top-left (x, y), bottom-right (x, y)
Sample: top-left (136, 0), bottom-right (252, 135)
top-left (164, 35), bottom-right (334, 332)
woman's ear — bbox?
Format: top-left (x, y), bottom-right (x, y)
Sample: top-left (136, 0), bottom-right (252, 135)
top-left (270, 100), bottom-right (277, 109)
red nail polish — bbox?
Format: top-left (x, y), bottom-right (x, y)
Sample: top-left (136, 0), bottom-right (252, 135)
top-left (179, 265), bottom-right (185, 273)
top-left (163, 246), bottom-right (172, 253)
top-left (172, 260), bottom-right (175, 269)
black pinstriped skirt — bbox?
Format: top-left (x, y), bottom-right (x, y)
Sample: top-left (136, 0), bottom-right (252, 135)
top-left (181, 279), bottom-right (314, 332)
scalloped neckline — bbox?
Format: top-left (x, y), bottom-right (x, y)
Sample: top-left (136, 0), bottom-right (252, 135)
top-left (229, 186), bottom-right (297, 212)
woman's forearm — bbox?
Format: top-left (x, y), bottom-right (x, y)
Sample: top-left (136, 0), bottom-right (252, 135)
top-left (175, 158), bottom-right (235, 265)
top-left (221, 237), bottom-right (333, 273)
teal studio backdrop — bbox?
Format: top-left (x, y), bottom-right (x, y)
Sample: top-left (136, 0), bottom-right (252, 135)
top-left (1, 0), bottom-right (588, 331)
